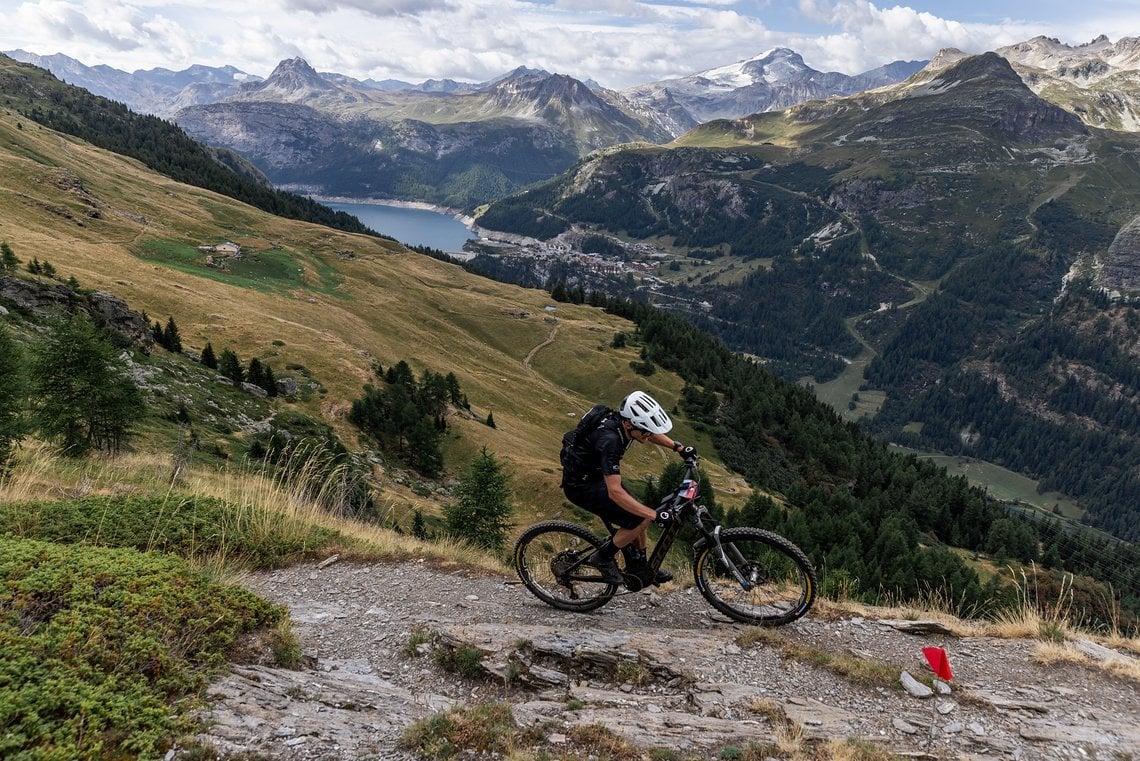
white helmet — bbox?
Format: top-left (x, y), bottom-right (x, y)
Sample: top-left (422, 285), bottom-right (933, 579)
top-left (619, 391), bottom-right (673, 434)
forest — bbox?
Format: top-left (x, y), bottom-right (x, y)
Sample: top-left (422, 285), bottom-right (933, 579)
top-left (593, 289), bottom-right (1139, 630)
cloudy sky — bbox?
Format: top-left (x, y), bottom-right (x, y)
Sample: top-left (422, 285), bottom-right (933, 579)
top-left (0, 0), bottom-right (1135, 89)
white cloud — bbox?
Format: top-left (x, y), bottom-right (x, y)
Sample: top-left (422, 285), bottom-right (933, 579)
top-left (786, 0), bottom-right (1054, 72)
top-left (280, 0), bottom-right (457, 17)
top-left (1, 0), bottom-right (1137, 89)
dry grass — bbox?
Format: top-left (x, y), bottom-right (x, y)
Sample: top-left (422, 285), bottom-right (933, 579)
top-left (0, 439), bottom-right (505, 574)
top-left (736, 627), bottom-right (900, 688)
top-left (0, 105), bottom-right (749, 530)
top-left (803, 570), bottom-right (1140, 686)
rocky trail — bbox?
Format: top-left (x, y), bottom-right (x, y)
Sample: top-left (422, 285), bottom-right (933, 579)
top-left (188, 558), bottom-right (1140, 760)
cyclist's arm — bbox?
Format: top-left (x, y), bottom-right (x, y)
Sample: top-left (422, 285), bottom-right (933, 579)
top-left (635, 430), bottom-right (686, 452)
top-left (604, 473), bottom-right (656, 520)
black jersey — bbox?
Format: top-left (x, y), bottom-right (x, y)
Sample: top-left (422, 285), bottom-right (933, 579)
top-left (561, 414), bottom-right (630, 485)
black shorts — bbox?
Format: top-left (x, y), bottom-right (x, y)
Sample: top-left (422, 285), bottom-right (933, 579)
top-left (562, 479), bottom-right (643, 531)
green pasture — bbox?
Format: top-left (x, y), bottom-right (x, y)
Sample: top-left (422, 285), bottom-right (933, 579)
top-left (134, 239), bottom-right (343, 297)
top-left (892, 446), bottom-right (1084, 520)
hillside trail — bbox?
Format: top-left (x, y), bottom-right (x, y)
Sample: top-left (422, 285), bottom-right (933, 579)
top-left (189, 557), bottom-right (1140, 761)
top-left (523, 322), bottom-right (559, 372)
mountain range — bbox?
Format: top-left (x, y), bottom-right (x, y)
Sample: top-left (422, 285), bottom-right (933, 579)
top-left (620, 48), bottom-right (927, 135)
top-left (5, 37), bottom-right (1140, 542)
top-left (469, 50), bottom-right (1140, 542)
top-left (4, 47), bottom-right (929, 207)
top-left (11, 37), bottom-right (1138, 208)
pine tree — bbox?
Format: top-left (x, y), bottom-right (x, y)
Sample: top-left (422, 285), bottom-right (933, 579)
top-left (162, 317), bottom-right (182, 353)
top-left (246, 357), bottom-right (266, 389)
top-left (444, 447), bottom-right (513, 552)
top-left (31, 315), bottom-right (143, 455)
top-left (0, 324), bottom-right (27, 472)
top-left (262, 362), bottom-right (278, 397)
top-left (200, 341), bottom-right (218, 369)
top-left (218, 348), bottom-right (244, 384)
top-left (40, 260), bottom-right (56, 278)
top-left (0, 241), bottom-right (18, 272)
top-left (27, 258), bottom-right (42, 275)
top-left (406, 417), bottom-right (443, 477)
top-left (486, 411), bottom-right (496, 428)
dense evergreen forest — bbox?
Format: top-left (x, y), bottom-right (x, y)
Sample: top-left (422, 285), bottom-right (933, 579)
top-left (868, 270), bottom-right (1140, 542)
top-left (0, 55), bottom-right (374, 236)
top-left (533, 285), bottom-right (1139, 630)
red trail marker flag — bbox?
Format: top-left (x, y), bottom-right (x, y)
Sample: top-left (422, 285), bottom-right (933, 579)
top-left (922, 646), bottom-right (953, 680)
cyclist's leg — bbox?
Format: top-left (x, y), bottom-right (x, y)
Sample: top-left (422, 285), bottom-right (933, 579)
top-left (563, 481), bottom-right (644, 582)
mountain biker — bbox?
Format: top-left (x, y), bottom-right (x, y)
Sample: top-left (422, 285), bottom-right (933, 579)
top-left (561, 390), bottom-right (696, 586)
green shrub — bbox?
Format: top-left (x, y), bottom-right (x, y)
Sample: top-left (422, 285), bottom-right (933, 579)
top-left (0, 536), bottom-right (287, 759)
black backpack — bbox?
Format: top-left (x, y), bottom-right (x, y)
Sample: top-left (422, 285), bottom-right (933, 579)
top-left (559, 403), bottom-right (613, 473)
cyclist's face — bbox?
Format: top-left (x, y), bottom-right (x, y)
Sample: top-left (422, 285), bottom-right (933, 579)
top-left (627, 422), bottom-right (651, 442)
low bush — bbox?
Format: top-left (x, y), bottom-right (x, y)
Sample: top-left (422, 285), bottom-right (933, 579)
top-left (0, 536), bottom-right (288, 759)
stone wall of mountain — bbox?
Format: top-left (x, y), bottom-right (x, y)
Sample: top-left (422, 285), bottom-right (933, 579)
top-left (1098, 215), bottom-right (1140, 294)
top-left (996, 35), bottom-right (1140, 131)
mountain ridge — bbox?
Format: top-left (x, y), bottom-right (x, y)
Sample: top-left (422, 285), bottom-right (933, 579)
top-left (469, 50), bottom-right (1140, 541)
top-left (621, 47), bottom-right (928, 134)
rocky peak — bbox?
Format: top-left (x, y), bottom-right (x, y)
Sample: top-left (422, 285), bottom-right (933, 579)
top-left (487, 66), bottom-right (552, 88)
top-left (926, 48), bottom-right (971, 71)
top-left (241, 57), bottom-right (338, 100)
top-left (935, 51), bottom-right (1024, 86)
top-left (731, 48), bottom-right (811, 84)
top-left (488, 70), bottom-right (602, 112)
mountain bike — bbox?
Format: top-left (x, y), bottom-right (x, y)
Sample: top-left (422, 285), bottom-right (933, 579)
top-left (513, 456), bottom-right (816, 626)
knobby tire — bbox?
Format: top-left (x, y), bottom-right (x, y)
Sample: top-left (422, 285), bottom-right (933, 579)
top-left (694, 527), bottom-right (816, 626)
top-left (513, 520), bottom-right (617, 612)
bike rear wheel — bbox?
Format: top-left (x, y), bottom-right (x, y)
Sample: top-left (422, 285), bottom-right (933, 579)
top-left (513, 520), bottom-right (618, 612)
top-left (694, 527), bottom-right (816, 626)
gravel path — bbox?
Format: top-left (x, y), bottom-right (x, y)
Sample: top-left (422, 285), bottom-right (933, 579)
top-left (187, 557), bottom-right (1140, 760)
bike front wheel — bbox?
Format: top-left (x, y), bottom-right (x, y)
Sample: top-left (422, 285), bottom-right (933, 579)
top-left (694, 527), bottom-right (816, 626)
top-left (513, 520), bottom-right (618, 612)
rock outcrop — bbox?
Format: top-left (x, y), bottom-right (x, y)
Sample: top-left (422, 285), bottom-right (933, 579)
top-left (0, 276), bottom-right (153, 348)
top-left (1098, 215), bottom-right (1140, 294)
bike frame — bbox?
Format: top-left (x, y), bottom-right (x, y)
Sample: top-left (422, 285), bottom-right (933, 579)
top-left (638, 458), bottom-right (757, 592)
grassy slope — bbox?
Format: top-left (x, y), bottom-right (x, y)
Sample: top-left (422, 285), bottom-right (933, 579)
top-left (0, 107), bottom-right (740, 519)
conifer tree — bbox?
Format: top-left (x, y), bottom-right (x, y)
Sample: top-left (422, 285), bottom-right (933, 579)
top-left (200, 341), bottom-right (218, 369)
top-left (162, 317), bottom-right (182, 353)
top-left (40, 260), bottom-right (56, 278)
top-left (0, 241), bottom-right (18, 272)
top-left (0, 324), bottom-right (27, 472)
top-left (27, 258), bottom-right (41, 275)
top-left (486, 411), bottom-right (496, 428)
top-left (262, 362), bottom-right (277, 397)
top-left (444, 447), bottom-right (513, 552)
top-left (218, 348), bottom-right (244, 384)
top-left (31, 315), bottom-right (143, 454)
top-left (246, 357), bottom-right (266, 389)
top-left (411, 509), bottom-right (429, 541)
